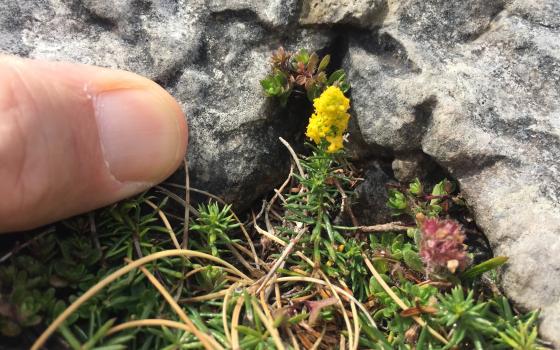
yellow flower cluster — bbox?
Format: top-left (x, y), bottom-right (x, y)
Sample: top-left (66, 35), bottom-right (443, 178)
top-left (305, 86), bottom-right (350, 152)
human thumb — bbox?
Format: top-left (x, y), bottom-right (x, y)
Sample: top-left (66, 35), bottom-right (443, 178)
top-left (0, 56), bottom-right (187, 232)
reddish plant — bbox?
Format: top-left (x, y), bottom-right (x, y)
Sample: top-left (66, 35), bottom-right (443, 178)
top-left (419, 218), bottom-right (470, 274)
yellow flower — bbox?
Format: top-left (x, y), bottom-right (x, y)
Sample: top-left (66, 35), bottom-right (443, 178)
top-left (305, 86), bottom-right (350, 152)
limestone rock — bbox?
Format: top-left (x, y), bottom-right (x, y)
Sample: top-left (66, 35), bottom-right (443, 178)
top-left (206, 0), bottom-right (299, 27)
top-left (352, 161), bottom-right (394, 225)
top-left (391, 152), bottom-right (435, 183)
top-left (169, 22), bottom-right (332, 205)
top-left (345, 0), bottom-right (560, 345)
top-left (299, 0), bottom-right (386, 27)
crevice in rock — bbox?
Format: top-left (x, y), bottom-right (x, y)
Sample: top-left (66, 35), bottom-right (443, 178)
top-left (319, 30), bottom-right (349, 76)
top-left (344, 28), bottom-right (421, 75)
top-left (70, 0), bottom-right (154, 45)
top-left (209, 8), bottom-right (279, 31)
top-left (373, 31), bottom-right (422, 74)
top-left (506, 5), bottom-right (560, 30)
top-left (298, 0), bottom-right (389, 29)
top-left (122, 0), bottom-right (153, 44)
top-left (69, 0), bottom-right (119, 32)
top-left (153, 58), bottom-right (190, 89)
top-left (532, 21), bottom-right (560, 30)
top-left (465, 1), bottom-right (507, 42)
top-left (413, 96), bottom-right (437, 125)
top-left (444, 153), bottom-right (512, 179)
top-left (394, 149), bottom-right (494, 263)
top-left (396, 95), bottom-right (438, 148)
top-left (348, 145), bottom-right (494, 266)
top-left (184, 92), bottom-right (312, 212)
top-left (133, 0), bottom-right (152, 14)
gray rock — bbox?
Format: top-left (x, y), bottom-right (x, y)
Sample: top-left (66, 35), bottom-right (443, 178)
top-left (345, 0), bottom-right (560, 345)
top-left (170, 20), bottom-right (332, 206)
top-left (299, 0), bottom-right (386, 27)
top-left (81, 0), bottom-right (133, 22)
top-left (392, 151), bottom-right (433, 183)
top-left (11, 0), bottom-right (203, 80)
top-left (206, 0), bottom-right (299, 27)
top-left (0, 1), bottom-right (28, 56)
top-left (352, 161), bottom-right (394, 225)
top-left (345, 32), bottom-right (428, 151)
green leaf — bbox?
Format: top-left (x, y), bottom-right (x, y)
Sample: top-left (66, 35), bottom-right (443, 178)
top-left (82, 318), bottom-right (117, 350)
top-left (306, 83), bottom-right (321, 102)
top-left (406, 227), bottom-right (422, 247)
top-left (431, 180), bottom-right (446, 196)
top-left (325, 242), bottom-right (337, 262)
top-left (327, 69), bottom-right (346, 85)
top-left (323, 216), bottom-right (335, 243)
top-left (260, 71), bottom-right (289, 98)
top-left (460, 256), bottom-right (508, 280)
top-left (316, 71), bottom-right (327, 84)
top-left (403, 248), bottom-right (424, 273)
top-left (339, 82), bottom-right (350, 93)
top-left (294, 49), bottom-right (310, 64)
top-left (260, 76), bottom-right (281, 96)
top-left (494, 296), bottom-right (514, 322)
top-left (409, 178), bottom-right (423, 196)
top-left (92, 346), bottom-right (128, 350)
top-left (58, 323), bottom-right (82, 350)
top-left (387, 189), bottom-right (408, 213)
top-left (430, 179), bottom-right (453, 204)
top-left (288, 312), bottom-right (308, 324)
top-left (307, 52), bottom-right (319, 73)
top-left (428, 204), bottom-right (442, 215)
top-left (318, 54), bottom-right (330, 72)
top-left (416, 324), bottom-right (429, 349)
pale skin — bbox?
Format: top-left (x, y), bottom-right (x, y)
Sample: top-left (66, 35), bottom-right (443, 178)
top-left (0, 56), bottom-right (188, 233)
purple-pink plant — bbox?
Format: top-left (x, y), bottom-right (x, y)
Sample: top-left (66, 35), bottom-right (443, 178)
top-left (419, 217), bottom-right (470, 274)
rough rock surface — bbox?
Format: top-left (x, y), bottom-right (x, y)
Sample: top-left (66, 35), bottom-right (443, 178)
top-left (344, 0), bottom-right (560, 345)
top-left (1, 0), bottom-right (560, 346)
top-left (299, 0), bottom-right (386, 27)
top-left (352, 160), bottom-right (394, 224)
top-left (391, 152), bottom-right (436, 183)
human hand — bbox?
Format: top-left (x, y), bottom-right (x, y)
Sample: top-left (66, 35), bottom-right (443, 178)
top-left (0, 56), bottom-right (187, 232)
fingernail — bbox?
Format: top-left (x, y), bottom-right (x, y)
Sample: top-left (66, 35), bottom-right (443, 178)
top-left (94, 88), bottom-right (186, 183)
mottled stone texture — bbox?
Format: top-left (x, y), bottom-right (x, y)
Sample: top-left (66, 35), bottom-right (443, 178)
top-left (344, 0), bottom-right (560, 345)
top-left (299, 0), bottom-right (386, 27)
top-left (1, 0), bottom-right (559, 346)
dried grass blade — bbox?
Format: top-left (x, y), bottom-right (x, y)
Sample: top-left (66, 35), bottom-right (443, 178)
top-left (145, 199), bottom-right (181, 250)
top-left (31, 249), bottom-right (251, 350)
top-left (362, 253), bottom-right (448, 345)
top-left (135, 263), bottom-right (221, 350)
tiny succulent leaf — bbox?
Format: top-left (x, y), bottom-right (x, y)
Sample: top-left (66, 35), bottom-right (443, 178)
top-left (327, 69), bottom-right (346, 85)
top-left (403, 248), bottom-right (424, 273)
top-left (307, 52), bottom-right (319, 73)
top-left (409, 178), bottom-right (423, 196)
top-left (318, 54), bottom-right (330, 72)
top-left (387, 189), bottom-right (408, 213)
top-left (293, 48), bottom-right (310, 65)
top-left (461, 256), bottom-right (508, 280)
